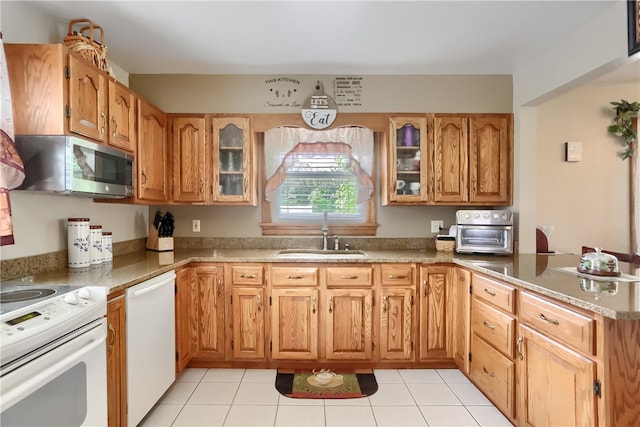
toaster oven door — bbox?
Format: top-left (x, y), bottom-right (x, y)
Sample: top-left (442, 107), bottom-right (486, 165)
top-left (455, 225), bottom-right (513, 254)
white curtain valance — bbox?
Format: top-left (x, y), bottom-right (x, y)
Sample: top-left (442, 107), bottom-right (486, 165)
top-left (264, 126), bottom-right (374, 180)
top-left (263, 126), bottom-right (374, 204)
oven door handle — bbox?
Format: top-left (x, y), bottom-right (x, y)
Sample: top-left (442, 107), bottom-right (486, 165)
top-left (0, 330), bottom-right (106, 412)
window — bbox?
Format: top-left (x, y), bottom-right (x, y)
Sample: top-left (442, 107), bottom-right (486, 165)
top-left (261, 126), bottom-right (377, 236)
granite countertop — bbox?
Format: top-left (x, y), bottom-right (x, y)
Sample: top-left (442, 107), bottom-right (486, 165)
top-left (3, 248), bottom-right (639, 320)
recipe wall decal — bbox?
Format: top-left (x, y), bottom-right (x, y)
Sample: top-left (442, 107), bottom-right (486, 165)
top-left (263, 76), bottom-right (366, 110)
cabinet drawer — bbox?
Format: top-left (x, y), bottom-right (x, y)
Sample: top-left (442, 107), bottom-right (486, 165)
top-left (380, 264), bottom-right (413, 286)
top-left (326, 267), bottom-right (373, 287)
top-left (231, 265), bottom-right (263, 285)
top-left (472, 274), bottom-right (516, 314)
top-left (519, 292), bottom-right (595, 355)
top-left (471, 297), bottom-right (515, 358)
top-left (470, 335), bottom-right (515, 419)
top-left (271, 267), bottom-right (319, 287)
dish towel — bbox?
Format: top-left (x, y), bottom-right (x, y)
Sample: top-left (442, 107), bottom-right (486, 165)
top-left (0, 33), bottom-right (26, 246)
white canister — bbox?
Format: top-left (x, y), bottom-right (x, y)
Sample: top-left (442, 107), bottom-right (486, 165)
top-left (90, 225), bottom-right (103, 265)
top-left (68, 218), bottom-right (91, 268)
top-left (102, 231), bottom-right (113, 262)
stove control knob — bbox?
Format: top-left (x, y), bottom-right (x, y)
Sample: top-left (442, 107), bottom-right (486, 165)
top-left (78, 288), bottom-right (92, 300)
top-left (64, 293), bottom-right (79, 305)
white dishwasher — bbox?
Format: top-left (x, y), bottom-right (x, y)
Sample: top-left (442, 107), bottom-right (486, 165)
top-left (126, 270), bottom-right (176, 426)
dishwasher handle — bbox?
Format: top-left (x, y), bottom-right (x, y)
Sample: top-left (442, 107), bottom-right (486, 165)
top-left (131, 280), bottom-right (171, 298)
top-left (129, 271), bottom-right (176, 298)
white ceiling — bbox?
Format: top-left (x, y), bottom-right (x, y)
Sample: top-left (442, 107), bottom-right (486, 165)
top-left (28, 0), bottom-right (638, 83)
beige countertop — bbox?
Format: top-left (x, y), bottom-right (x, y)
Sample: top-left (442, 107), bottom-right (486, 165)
top-left (3, 248), bottom-right (639, 320)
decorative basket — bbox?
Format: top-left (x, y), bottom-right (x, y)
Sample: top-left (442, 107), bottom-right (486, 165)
top-left (63, 19), bottom-right (110, 74)
top-left (435, 239), bottom-right (456, 252)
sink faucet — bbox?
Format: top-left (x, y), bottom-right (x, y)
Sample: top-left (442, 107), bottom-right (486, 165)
top-left (322, 211), bottom-right (329, 250)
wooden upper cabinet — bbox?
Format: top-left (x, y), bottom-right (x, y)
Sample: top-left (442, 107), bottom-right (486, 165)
top-left (384, 116), bottom-right (430, 205)
top-left (212, 116), bottom-right (256, 205)
top-left (5, 44), bottom-right (107, 142)
top-left (468, 115), bottom-right (512, 204)
top-left (68, 55), bottom-right (107, 142)
top-left (171, 115), bottom-right (208, 203)
top-left (108, 80), bottom-right (137, 152)
top-left (137, 99), bottom-right (169, 202)
top-left (433, 115), bottom-right (469, 203)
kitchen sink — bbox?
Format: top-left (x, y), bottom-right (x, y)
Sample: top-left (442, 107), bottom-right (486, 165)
top-left (276, 249), bottom-right (368, 259)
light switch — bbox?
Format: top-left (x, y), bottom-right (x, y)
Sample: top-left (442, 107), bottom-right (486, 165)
top-left (565, 141), bottom-right (582, 162)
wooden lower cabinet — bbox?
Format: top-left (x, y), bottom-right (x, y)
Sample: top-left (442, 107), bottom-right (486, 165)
top-left (192, 264), bottom-right (226, 362)
top-left (470, 334), bottom-right (515, 420)
top-left (418, 265), bottom-right (452, 360)
top-left (175, 266), bottom-right (197, 373)
top-left (452, 267), bottom-right (470, 372)
top-left (231, 287), bottom-right (265, 360)
top-left (271, 288), bottom-right (319, 360)
top-left (325, 288), bottom-right (373, 360)
top-left (106, 294), bottom-right (126, 427)
top-left (518, 324), bottom-right (597, 427)
top-left (379, 287), bottom-right (414, 361)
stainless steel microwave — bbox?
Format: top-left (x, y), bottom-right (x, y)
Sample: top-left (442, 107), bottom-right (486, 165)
top-left (15, 135), bottom-right (134, 198)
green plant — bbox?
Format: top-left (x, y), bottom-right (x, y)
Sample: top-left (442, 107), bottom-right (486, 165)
top-left (607, 99), bottom-right (639, 159)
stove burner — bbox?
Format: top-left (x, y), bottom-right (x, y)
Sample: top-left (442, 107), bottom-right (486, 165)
top-left (0, 289), bottom-right (56, 303)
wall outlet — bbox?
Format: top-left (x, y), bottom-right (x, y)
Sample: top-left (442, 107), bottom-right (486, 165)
top-left (430, 220), bottom-right (444, 233)
top-left (192, 219), bottom-right (201, 233)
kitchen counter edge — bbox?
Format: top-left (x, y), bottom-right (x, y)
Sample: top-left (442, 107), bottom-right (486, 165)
top-left (3, 248), bottom-right (639, 320)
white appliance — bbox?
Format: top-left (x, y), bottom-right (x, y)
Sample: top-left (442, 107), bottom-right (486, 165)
top-left (455, 209), bottom-right (514, 255)
top-left (0, 284), bottom-right (108, 426)
top-left (126, 270), bottom-right (176, 426)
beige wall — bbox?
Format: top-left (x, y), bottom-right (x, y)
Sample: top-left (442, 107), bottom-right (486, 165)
top-left (2, 0), bottom-right (635, 259)
top-left (512, 0), bottom-right (631, 253)
top-left (536, 82), bottom-right (640, 254)
top-left (132, 73), bottom-right (513, 239)
top-left (130, 74), bottom-right (513, 114)
top-left (1, 1), bottom-right (148, 260)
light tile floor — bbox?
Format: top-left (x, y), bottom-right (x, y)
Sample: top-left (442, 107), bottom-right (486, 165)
top-left (139, 368), bottom-right (513, 427)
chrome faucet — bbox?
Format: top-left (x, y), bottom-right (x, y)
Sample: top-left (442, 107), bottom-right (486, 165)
top-left (322, 211), bottom-right (329, 251)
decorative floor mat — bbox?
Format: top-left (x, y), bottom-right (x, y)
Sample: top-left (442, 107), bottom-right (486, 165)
top-left (275, 369), bottom-right (378, 399)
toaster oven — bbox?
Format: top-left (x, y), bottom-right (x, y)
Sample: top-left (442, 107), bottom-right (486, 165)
top-left (455, 209), bottom-right (513, 255)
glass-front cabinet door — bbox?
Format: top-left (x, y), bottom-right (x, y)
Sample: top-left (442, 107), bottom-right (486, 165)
top-left (212, 116), bottom-right (256, 205)
top-left (386, 116), bottom-right (429, 204)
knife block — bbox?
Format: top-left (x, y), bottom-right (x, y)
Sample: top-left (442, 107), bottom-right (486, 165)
top-left (146, 225), bottom-right (174, 252)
